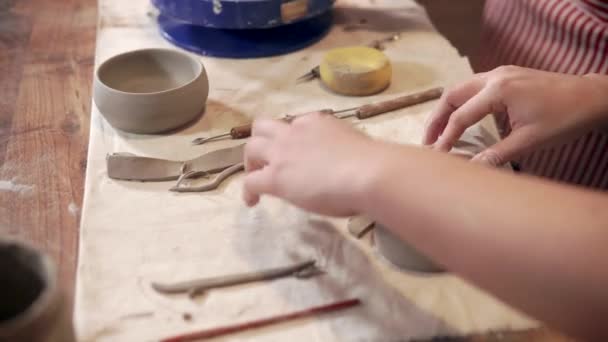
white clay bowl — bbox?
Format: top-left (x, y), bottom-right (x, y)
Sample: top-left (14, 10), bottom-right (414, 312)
top-left (375, 224), bottom-right (445, 273)
top-left (94, 48), bottom-right (209, 134)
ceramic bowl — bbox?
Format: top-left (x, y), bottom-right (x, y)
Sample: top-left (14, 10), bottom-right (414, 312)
top-left (375, 224), bottom-right (444, 273)
top-left (94, 48), bottom-right (208, 134)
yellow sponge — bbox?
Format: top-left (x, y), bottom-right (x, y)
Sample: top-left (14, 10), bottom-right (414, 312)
top-left (319, 46), bottom-right (392, 96)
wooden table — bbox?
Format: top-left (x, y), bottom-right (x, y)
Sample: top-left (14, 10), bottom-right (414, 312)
top-left (0, 0), bottom-right (574, 341)
top-left (0, 0), bottom-right (94, 296)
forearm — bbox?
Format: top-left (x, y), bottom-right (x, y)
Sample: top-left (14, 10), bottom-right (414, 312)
top-left (359, 143), bottom-right (608, 340)
top-left (584, 73), bottom-right (608, 133)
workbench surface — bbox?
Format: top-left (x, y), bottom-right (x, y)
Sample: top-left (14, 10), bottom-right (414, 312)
top-left (0, 0), bottom-right (574, 341)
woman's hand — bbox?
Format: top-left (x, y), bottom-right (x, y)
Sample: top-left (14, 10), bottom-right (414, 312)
top-left (423, 66), bottom-right (608, 166)
top-left (243, 112), bottom-right (379, 217)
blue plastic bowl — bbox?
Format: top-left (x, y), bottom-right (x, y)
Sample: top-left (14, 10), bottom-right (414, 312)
top-left (152, 0), bottom-right (335, 29)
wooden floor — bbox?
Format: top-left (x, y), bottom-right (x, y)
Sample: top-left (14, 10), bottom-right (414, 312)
top-left (0, 0), bottom-right (575, 340)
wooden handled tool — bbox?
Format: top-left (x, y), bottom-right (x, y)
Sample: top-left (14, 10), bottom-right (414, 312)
top-left (191, 109), bottom-right (334, 145)
top-left (337, 87), bottom-right (444, 120)
top-left (191, 87), bottom-right (443, 145)
top-left (159, 298), bottom-right (361, 342)
top-left (191, 124), bottom-right (253, 145)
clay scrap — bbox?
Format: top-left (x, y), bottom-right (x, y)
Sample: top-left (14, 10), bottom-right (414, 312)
top-left (106, 144), bottom-right (244, 182)
top-left (170, 162), bottom-right (245, 193)
top-left (347, 216), bottom-right (375, 239)
top-left (152, 259), bottom-right (322, 298)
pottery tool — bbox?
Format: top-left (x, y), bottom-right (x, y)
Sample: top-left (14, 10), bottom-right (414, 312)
top-left (152, 259), bottom-right (322, 298)
top-left (296, 33), bottom-right (401, 83)
top-left (191, 108), bottom-right (338, 145)
top-left (335, 87), bottom-right (444, 119)
top-left (191, 87), bottom-right (444, 145)
top-left (320, 46), bottom-right (392, 96)
top-left (107, 144), bottom-right (244, 182)
top-left (170, 162), bottom-right (245, 193)
top-left (159, 298), bottom-right (361, 342)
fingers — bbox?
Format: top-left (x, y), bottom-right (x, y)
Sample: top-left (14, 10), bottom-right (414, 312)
top-left (243, 169), bottom-right (275, 207)
top-left (253, 111), bottom-right (327, 137)
top-left (471, 127), bottom-right (536, 167)
top-left (244, 137), bottom-right (270, 172)
top-left (243, 141), bottom-right (274, 206)
top-left (243, 118), bottom-right (287, 207)
top-left (290, 110), bottom-right (331, 126)
top-left (251, 118), bottom-right (289, 139)
top-left (423, 77), bottom-right (485, 145)
top-left (241, 112), bottom-right (350, 207)
top-left (434, 87), bottom-right (495, 152)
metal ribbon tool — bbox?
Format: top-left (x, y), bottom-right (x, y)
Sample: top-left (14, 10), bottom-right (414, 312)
top-left (170, 162), bottom-right (244, 193)
top-left (152, 259), bottom-right (322, 298)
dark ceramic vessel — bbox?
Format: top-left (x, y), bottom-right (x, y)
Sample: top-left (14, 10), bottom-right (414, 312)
top-left (0, 239), bottom-right (74, 342)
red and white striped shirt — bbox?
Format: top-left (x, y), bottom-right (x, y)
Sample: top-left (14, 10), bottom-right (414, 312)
top-left (477, 0), bottom-right (608, 189)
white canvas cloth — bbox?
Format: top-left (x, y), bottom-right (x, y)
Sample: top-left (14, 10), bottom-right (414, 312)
top-left (75, 1), bottom-right (536, 341)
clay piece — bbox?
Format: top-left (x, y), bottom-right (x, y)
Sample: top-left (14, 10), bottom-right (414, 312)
top-left (171, 162), bottom-right (244, 192)
top-left (106, 144), bottom-right (244, 182)
top-left (374, 224), bottom-right (444, 273)
top-left (347, 216), bottom-right (375, 239)
top-left (152, 259), bottom-right (322, 298)
top-left (94, 48), bottom-right (209, 134)
top-left (349, 218), bottom-right (444, 273)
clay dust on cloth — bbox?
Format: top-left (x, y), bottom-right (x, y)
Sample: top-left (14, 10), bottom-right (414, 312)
top-left (75, 0), bottom-right (536, 341)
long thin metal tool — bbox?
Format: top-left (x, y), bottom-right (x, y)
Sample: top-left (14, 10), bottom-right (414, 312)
top-left (296, 65), bottom-right (320, 83)
top-left (159, 298), bottom-right (361, 342)
top-left (191, 125), bottom-right (251, 145)
top-left (191, 87), bottom-right (443, 146)
top-left (191, 108), bottom-right (346, 145)
top-left (151, 259), bottom-right (321, 297)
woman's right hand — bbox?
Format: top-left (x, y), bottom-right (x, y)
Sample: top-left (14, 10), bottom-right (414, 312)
top-left (423, 66), bottom-right (608, 166)
top-left (242, 112), bottom-right (379, 217)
